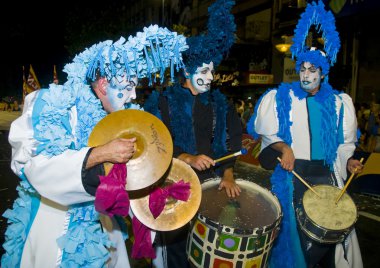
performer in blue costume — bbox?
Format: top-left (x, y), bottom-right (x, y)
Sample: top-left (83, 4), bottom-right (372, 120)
top-left (144, 0), bottom-right (242, 267)
top-left (1, 25), bottom-right (187, 268)
top-left (247, 1), bottom-right (363, 267)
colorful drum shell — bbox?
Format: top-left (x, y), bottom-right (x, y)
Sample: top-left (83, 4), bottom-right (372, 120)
top-left (187, 178), bottom-right (282, 268)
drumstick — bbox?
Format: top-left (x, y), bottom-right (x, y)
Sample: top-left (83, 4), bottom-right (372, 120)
top-left (335, 158), bottom-right (364, 204)
top-left (214, 148), bottom-right (248, 163)
top-left (276, 157), bottom-right (321, 198)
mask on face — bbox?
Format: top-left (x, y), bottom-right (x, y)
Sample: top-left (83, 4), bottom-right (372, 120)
top-left (190, 62), bottom-right (214, 94)
top-left (299, 62), bottom-right (322, 93)
top-left (106, 75), bottom-right (138, 112)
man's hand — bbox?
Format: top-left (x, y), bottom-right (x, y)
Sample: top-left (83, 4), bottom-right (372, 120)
top-left (179, 153), bottom-right (215, 171)
top-left (86, 137), bottom-right (136, 169)
top-left (347, 158), bottom-right (364, 174)
top-left (218, 168), bottom-right (241, 198)
top-left (271, 142), bottom-right (295, 171)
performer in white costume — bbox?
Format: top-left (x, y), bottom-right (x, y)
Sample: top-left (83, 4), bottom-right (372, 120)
top-left (1, 25), bottom-right (187, 268)
top-left (247, 1), bottom-right (363, 268)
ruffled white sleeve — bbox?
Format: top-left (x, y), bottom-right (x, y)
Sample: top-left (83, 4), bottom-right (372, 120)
top-left (9, 92), bottom-right (94, 206)
top-left (335, 93), bottom-right (357, 181)
top-left (9, 91), bottom-right (39, 176)
top-left (254, 89), bottom-right (283, 149)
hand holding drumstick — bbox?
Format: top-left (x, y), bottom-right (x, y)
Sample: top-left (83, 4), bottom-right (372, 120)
top-left (277, 157), bottom-right (321, 198)
top-left (335, 158), bottom-right (364, 204)
top-left (214, 149), bottom-right (248, 163)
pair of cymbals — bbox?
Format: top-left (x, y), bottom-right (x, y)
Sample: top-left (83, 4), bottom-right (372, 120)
top-left (88, 110), bottom-right (201, 230)
top-left (88, 109), bottom-right (173, 191)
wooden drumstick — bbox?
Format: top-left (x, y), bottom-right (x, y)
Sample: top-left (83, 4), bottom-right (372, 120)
top-left (277, 157), bottom-right (321, 198)
top-left (335, 158), bottom-right (364, 204)
top-left (214, 149), bottom-right (248, 163)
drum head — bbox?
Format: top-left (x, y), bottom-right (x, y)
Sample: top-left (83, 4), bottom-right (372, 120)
top-left (302, 184), bottom-right (357, 230)
top-left (200, 178), bottom-right (281, 231)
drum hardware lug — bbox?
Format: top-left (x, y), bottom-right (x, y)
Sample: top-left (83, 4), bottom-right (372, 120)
top-left (274, 226), bottom-right (281, 239)
top-left (215, 224), bottom-right (223, 249)
top-left (323, 229), bottom-right (328, 238)
top-left (252, 239), bottom-right (260, 253)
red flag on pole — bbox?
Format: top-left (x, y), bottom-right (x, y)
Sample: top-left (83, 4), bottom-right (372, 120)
top-left (53, 64), bottom-right (59, 84)
top-left (27, 64), bottom-right (41, 91)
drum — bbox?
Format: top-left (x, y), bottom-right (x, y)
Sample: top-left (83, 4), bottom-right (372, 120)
top-left (296, 184), bottom-right (358, 244)
top-left (186, 178), bottom-right (282, 268)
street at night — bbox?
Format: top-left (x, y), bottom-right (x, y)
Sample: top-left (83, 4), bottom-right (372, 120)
top-left (0, 113), bottom-right (379, 267)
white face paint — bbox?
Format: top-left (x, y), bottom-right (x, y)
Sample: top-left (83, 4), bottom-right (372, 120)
top-left (190, 62), bottom-right (214, 94)
top-left (299, 62), bottom-right (322, 94)
top-left (106, 75), bottom-right (137, 112)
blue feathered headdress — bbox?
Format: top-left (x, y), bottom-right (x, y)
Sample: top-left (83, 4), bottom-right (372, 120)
top-left (184, 0), bottom-right (236, 74)
top-left (64, 25), bottom-right (188, 86)
top-left (291, 1), bottom-right (340, 77)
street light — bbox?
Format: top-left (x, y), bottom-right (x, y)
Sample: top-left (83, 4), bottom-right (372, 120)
top-left (275, 43), bottom-right (291, 53)
top-left (275, 35), bottom-right (292, 53)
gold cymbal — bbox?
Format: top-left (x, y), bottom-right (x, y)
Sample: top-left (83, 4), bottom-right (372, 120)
top-left (130, 158), bottom-right (202, 231)
top-left (88, 109), bottom-right (173, 191)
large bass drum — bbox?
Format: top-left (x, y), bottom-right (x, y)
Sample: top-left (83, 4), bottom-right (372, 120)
top-left (186, 178), bottom-right (282, 268)
top-left (296, 184), bottom-right (358, 244)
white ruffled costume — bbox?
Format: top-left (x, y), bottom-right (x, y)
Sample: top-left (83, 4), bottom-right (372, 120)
top-left (7, 87), bottom-right (131, 267)
top-left (1, 25), bottom-right (188, 268)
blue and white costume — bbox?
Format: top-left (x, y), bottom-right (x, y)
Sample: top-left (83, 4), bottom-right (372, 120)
top-left (1, 25), bottom-right (187, 267)
top-left (247, 1), bottom-right (363, 267)
top-left (249, 81), bottom-right (362, 268)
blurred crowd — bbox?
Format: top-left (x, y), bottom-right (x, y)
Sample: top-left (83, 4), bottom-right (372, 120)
top-left (0, 96), bottom-right (22, 112)
top-left (356, 100), bottom-right (380, 153)
top-left (232, 96), bottom-right (258, 133)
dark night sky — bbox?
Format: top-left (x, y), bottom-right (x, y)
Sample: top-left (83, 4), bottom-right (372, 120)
top-left (0, 1), bottom-right (137, 98)
top-left (1, 2), bottom-right (70, 98)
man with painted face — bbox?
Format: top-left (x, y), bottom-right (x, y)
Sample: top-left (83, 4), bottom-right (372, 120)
top-left (1, 25), bottom-right (187, 268)
top-left (144, 0), bottom-right (241, 267)
top-left (158, 60), bottom-right (242, 195)
top-left (247, 2), bottom-right (363, 268)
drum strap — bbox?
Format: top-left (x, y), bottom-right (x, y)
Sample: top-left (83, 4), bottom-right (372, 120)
top-left (294, 159), bottom-right (337, 185)
top-left (294, 159), bottom-right (337, 207)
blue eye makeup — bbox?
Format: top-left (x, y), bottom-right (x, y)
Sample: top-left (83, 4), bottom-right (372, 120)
top-left (110, 77), bottom-right (136, 91)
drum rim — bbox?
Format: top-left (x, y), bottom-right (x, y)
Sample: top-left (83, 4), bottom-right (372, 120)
top-left (198, 178), bottom-right (283, 235)
top-left (296, 208), bottom-right (350, 244)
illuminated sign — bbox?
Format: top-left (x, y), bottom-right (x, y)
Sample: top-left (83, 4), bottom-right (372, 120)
top-left (249, 74), bottom-right (273, 84)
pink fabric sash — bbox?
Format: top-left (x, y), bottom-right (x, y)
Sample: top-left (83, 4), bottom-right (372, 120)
top-left (94, 164), bottom-right (191, 259)
top-left (94, 164), bottom-right (129, 217)
top-left (131, 216), bottom-right (156, 259)
top-left (149, 180), bottom-right (191, 218)
top-left (132, 180), bottom-right (191, 259)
